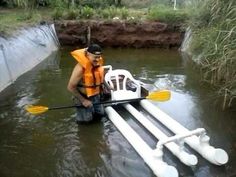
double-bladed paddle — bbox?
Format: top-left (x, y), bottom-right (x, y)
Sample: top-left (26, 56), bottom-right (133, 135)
top-left (26, 90), bottom-right (171, 115)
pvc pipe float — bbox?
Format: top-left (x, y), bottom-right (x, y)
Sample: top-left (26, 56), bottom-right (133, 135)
top-left (123, 103), bottom-right (198, 166)
top-left (140, 100), bottom-right (229, 165)
top-left (105, 106), bottom-right (178, 177)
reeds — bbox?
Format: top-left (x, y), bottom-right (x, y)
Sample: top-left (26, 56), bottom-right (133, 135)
top-left (188, 0), bottom-right (236, 108)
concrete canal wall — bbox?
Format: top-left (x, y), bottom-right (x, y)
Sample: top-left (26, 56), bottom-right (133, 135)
top-left (0, 24), bottom-right (59, 93)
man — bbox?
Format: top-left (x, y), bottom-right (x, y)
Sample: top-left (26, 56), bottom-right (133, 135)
top-left (67, 44), bottom-right (105, 124)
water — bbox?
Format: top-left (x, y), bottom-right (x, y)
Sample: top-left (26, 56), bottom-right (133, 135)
top-left (0, 48), bottom-right (235, 177)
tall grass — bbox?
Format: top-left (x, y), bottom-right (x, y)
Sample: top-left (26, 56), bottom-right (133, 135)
top-left (187, 0), bottom-right (236, 108)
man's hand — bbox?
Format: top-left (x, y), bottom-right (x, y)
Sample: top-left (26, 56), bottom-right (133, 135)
top-left (81, 98), bottom-right (93, 108)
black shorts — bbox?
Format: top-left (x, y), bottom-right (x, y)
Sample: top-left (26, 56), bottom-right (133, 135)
top-left (73, 94), bottom-right (104, 123)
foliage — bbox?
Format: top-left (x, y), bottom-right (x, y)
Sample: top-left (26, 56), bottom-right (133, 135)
top-left (48, 0), bottom-right (66, 9)
top-left (122, 0), bottom-right (152, 8)
top-left (119, 7), bottom-right (129, 19)
top-left (1, 0), bottom-right (189, 9)
top-left (64, 8), bottom-right (78, 20)
top-left (0, 0), bottom-right (190, 23)
top-left (79, 6), bottom-right (94, 19)
top-left (122, 0), bottom-right (188, 9)
top-left (52, 8), bottom-right (64, 20)
top-left (0, 0), bottom-right (123, 8)
top-left (147, 5), bottom-right (189, 23)
top-left (99, 6), bottom-right (128, 19)
top-left (187, 0), bottom-right (236, 108)
top-left (79, 0), bottom-right (115, 8)
top-left (0, 9), bottom-right (43, 36)
top-left (1, 0), bottom-right (39, 9)
top-left (17, 10), bottom-right (34, 20)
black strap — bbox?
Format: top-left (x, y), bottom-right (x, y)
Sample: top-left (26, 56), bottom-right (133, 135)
top-left (77, 83), bottom-right (104, 88)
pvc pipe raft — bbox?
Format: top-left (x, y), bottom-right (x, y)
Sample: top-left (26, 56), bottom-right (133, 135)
top-left (140, 100), bottom-right (229, 165)
top-left (105, 106), bottom-right (178, 177)
top-left (123, 103), bottom-right (198, 166)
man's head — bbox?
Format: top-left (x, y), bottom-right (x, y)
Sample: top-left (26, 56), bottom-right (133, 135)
top-left (86, 44), bottom-right (102, 67)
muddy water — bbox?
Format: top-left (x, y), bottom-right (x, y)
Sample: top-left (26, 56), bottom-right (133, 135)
top-left (0, 48), bottom-right (235, 177)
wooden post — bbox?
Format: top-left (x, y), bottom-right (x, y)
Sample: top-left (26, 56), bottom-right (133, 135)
top-left (87, 26), bottom-right (91, 46)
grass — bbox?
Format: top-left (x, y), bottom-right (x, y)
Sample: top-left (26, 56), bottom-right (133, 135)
top-left (0, 5), bottom-right (188, 36)
top-left (147, 5), bottom-right (189, 23)
top-left (186, 0), bottom-right (236, 109)
top-left (0, 8), bottom-right (52, 36)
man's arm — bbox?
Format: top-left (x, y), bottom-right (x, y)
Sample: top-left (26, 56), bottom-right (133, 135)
top-left (67, 64), bottom-right (92, 107)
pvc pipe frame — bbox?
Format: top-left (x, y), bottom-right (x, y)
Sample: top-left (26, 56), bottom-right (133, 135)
top-left (123, 103), bottom-right (198, 166)
top-left (105, 106), bottom-right (178, 177)
top-left (140, 100), bottom-right (229, 165)
top-left (156, 128), bottom-right (206, 147)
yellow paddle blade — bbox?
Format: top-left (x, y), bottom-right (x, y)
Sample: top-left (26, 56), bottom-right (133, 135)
top-left (146, 90), bottom-right (171, 101)
top-left (26, 105), bottom-right (49, 115)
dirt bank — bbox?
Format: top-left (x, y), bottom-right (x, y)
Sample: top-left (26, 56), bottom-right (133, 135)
top-left (55, 20), bottom-right (184, 48)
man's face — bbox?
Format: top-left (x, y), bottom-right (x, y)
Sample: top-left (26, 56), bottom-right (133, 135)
top-left (88, 52), bottom-right (101, 67)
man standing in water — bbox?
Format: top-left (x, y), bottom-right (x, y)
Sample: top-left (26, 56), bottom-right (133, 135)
top-left (67, 44), bottom-right (105, 124)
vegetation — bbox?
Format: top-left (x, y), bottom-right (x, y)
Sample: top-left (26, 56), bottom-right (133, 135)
top-left (185, 0), bottom-right (236, 109)
top-left (51, 6), bottom-right (131, 20)
top-left (0, 9), bottom-right (47, 36)
top-left (147, 5), bottom-right (188, 23)
top-left (0, 0), bottom-right (188, 35)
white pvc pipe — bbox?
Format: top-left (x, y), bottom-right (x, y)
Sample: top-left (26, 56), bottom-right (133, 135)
top-left (123, 103), bottom-right (197, 166)
top-left (105, 106), bottom-right (178, 177)
top-left (140, 100), bottom-right (229, 165)
top-left (156, 128), bottom-right (205, 147)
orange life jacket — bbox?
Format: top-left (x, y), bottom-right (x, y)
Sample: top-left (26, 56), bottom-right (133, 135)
top-left (71, 49), bottom-right (104, 97)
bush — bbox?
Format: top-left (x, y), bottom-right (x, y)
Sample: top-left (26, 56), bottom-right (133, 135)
top-left (64, 8), bottom-right (78, 20)
top-left (52, 8), bottom-right (64, 20)
top-left (119, 7), bottom-right (129, 19)
top-left (100, 6), bottom-right (118, 19)
top-left (79, 6), bottom-right (94, 19)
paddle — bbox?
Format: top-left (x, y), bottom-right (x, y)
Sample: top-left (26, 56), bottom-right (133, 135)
top-left (26, 90), bottom-right (171, 115)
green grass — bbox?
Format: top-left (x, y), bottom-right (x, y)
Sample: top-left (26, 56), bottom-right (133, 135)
top-left (186, 0), bottom-right (236, 108)
top-left (0, 8), bottom-right (52, 36)
top-left (147, 5), bottom-right (189, 23)
top-left (0, 5), bottom-right (188, 36)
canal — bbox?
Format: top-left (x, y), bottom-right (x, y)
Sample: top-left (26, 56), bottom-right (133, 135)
top-left (0, 47), bottom-right (235, 177)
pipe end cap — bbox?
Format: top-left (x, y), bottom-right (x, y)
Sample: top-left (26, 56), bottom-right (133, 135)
top-left (187, 155), bottom-right (198, 166)
top-left (157, 165), bottom-right (178, 177)
top-left (214, 148), bottom-right (229, 165)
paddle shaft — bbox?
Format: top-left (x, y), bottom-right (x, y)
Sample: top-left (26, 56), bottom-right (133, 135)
top-left (48, 97), bottom-right (146, 111)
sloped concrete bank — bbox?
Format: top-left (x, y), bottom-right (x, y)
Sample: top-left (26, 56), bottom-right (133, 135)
top-left (55, 20), bottom-right (184, 48)
top-left (0, 24), bottom-right (59, 93)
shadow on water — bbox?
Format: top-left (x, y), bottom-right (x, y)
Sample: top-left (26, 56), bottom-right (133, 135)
top-left (0, 47), bottom-right (235, 177)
